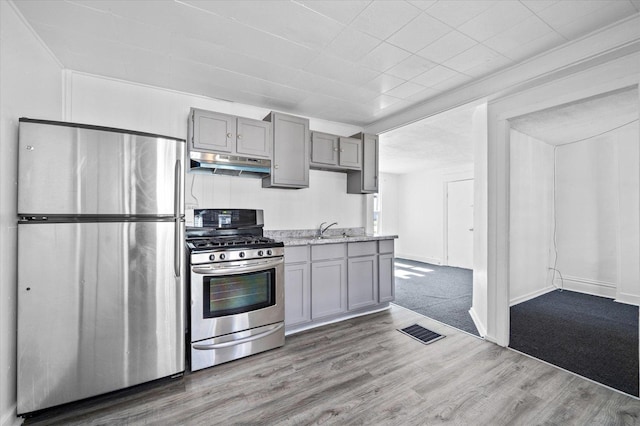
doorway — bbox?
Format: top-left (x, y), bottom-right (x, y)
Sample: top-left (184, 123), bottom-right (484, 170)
top-left (507, 87), bottom-right (639, 396)
top-left (376, 101), bottom-right (485, 337)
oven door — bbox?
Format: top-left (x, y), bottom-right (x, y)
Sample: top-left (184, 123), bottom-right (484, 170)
top-left (190, 256), bottom-right (284, 342)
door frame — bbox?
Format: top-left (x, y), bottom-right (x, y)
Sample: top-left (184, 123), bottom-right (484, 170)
top-left (443, 178), bottom-right (474, 269)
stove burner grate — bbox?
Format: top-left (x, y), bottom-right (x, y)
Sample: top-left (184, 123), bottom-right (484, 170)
top-left (187, 236), bottom-right (278, 251)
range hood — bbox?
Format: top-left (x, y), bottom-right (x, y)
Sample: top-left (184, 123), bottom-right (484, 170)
top-left (189, 151), bottom-right (271, 178)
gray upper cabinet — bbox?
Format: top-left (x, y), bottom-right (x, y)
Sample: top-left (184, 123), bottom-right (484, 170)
top-left (189, 108), bottom-right (271, 159)
top-left (310, 132), bottom-right (338, 166)
top-left (310, 132), bottom-right (361, 171)
top-left (347, 133), bottom-right (378, 194)
top-left (191, 108), bottom-right (234, 153)
top-left (262, 112), bottom-right (309, 189)
top-left (236, 117), bottom-right (272, 158)
top-left (339, 137), bottom-right (362, 169)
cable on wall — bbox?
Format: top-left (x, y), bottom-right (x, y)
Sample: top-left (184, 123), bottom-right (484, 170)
top-left (555, 118), bottom-right (639, 147)
top-left (189, 172), bottom-right (199, 206)
top-left (547, 117), bottom-right (639, 291)
top-left (549, 145), bottom-right (564, 291)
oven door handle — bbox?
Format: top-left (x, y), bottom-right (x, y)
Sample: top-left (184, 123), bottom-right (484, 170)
top-left (191, 258), bottom-right (283, 276)
top-left (192, 323), bottom-right (284, 350)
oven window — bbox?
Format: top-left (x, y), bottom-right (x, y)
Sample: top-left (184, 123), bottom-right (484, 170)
top-left (203, 268), bottom-right (276, 318)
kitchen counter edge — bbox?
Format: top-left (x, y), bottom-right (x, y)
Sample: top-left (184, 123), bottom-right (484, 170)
top-left (275, 234), bottom-right (398, 246)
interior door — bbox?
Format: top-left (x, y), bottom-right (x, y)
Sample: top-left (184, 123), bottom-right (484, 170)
top-left (447, 179), bottom-right (474, 269)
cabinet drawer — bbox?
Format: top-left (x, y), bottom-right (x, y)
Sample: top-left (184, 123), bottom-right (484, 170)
top-left (311, 243), bottom-right (346, 261)
top-left (348, 241), bottom-right (377, 257)
top-left (285, 246), bottom-right (309, 264)
top-left (378, 239), bottom-right (394, 254)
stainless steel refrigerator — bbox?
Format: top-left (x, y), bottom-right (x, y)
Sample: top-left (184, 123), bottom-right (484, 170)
top-left (16, 118), bottom-right (185, 415)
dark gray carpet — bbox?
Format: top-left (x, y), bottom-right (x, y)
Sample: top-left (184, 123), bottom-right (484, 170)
top-left (393, 259), bottom-right (479, 336)
top-left (510, 289), bottom-right (639, 397)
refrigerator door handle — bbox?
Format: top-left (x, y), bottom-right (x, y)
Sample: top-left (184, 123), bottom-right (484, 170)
top-left (174, 159), bottom-right (182, 218)
top-left (174, 159), bottom-right (182, 278)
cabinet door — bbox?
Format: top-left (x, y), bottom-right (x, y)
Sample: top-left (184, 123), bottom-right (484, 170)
top-left (338, 137), bottom-right (362, 170)
top-left (236, 117), bottom-right (272, 159)
top-left (264, 113), bottom-right (309, 188)
top-left (284, 262), bottom-right (311, 326)
top-left (311, 259), bottom-right (347, 319)
top-left (310, 132), bottom-right (338, 166)
top-left (378, 253), bottom-right (395, 302)
top-left (347, 255), bottom-right (378, 310)
top-left (362, 133), bottom-right (378, 192)
top-left (191, 109), bottom-right (234, 153)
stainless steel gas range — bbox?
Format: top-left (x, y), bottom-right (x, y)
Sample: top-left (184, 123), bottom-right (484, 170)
top-left (186, 209), bottom-right (285, 371)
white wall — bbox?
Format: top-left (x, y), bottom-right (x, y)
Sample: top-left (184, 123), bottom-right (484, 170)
top-left (487, 50), bottom-right (640, 346)
top-left (67, 72), bottom-right (365, 231)
top-left (393, 166), bottom-right (473, 264)
top-left (555, 123), bottom-right (639, 300)
top-left (616, 122), bottom-right (640, 305)
top-left (508, 130), bottom-right (555, 305)
top-left (378, 173), bottom-right (399, 236)
top-left (0, 2), bottom-right (63, 425)
top-left (470, 103), bottom-right (488, 337)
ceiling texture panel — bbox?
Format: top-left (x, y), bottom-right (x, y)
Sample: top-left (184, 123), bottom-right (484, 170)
top-left (11, 0), bottom-right (640, 173)
top-left (14, 0), bottom-right (639, 126)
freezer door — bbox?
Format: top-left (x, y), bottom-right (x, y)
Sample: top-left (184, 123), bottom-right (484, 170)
top-left (18, 121), bottom-right (185, 216)
top-left (17, 221), bottom-right (185, 415)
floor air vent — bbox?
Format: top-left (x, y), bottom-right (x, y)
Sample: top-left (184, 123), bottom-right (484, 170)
top-left (398, 324), bottom-right (445, 345)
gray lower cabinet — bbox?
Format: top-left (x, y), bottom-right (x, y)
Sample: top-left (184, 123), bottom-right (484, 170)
top-left (284, 262), bottom-right (310, 326)
top-left (284, 246), bottom-right (310, 327)
top-left (347, 241), bottom-right (378, 310)
top-left (311, 243), bottom-right (347, 319)
top-left (378, 239), bottom-right (395, 302)
top-left (311, 260), bottom-right (347, 319)
top-left (378, 253), bottom-right (395, 302)
top-left (263, 112), bottom-right (309, 189)
top-left (284, 239), bottom-right (394, 331)
top-left (347, 255), bottom-right (378, 310)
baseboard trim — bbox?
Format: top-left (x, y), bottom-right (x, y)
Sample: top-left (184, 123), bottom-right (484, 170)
top-left (1, 403), bottom-right (20, 426)
top-left (468, 307), bottom-right (486, 337)
top-left (395, 254), bottom-right (441, 265)
top-left (556, 275), bottom-right (617, 298)
top-left (510, 286), bottom-right (556, 306)
top-left (615, 292), bottom-right (640, 307)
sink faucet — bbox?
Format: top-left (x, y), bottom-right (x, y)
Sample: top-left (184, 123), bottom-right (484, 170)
top-left (318, 222), bottom-right (338, 237)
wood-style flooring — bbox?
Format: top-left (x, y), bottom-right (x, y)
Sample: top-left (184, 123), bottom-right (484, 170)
top-left (24, 305), bottom-right (640, 425)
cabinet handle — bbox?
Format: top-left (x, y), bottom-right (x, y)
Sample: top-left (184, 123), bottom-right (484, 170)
top-left (274, 164), bottom-right (279, 169)
top-left (340, 149), bottom-right (344, 152)
top-left (334, 148), bottom-right (338, 152)
top-left (237, 134), bottom-right (243, 139)
top-left (227, 133), bottom-right (232, 138)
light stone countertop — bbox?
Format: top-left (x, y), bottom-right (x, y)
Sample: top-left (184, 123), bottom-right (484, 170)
top-left (265, 228), bottom-right (397, 246)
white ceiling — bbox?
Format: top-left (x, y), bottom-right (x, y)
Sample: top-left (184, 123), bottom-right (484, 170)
top-left (379, 101), bottom-right (479, 174)
top-left (509, 87), bottom-right (639, 145)
top-left (13, 0), bottom-right (640, 128)
top-left (380, 87), bottom-right (639, 175)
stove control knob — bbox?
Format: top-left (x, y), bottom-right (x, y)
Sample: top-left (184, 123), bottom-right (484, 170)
top-left (239, 252), bottom-right (245, 258)
top-left (209, 254), bottom-right (215, 261)
top-left (219, 253), bottom-right (226, 260)
top-left (267, 249), bottom-right (273, 256)
top-left (258, 250), bottom-right (264, 256)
